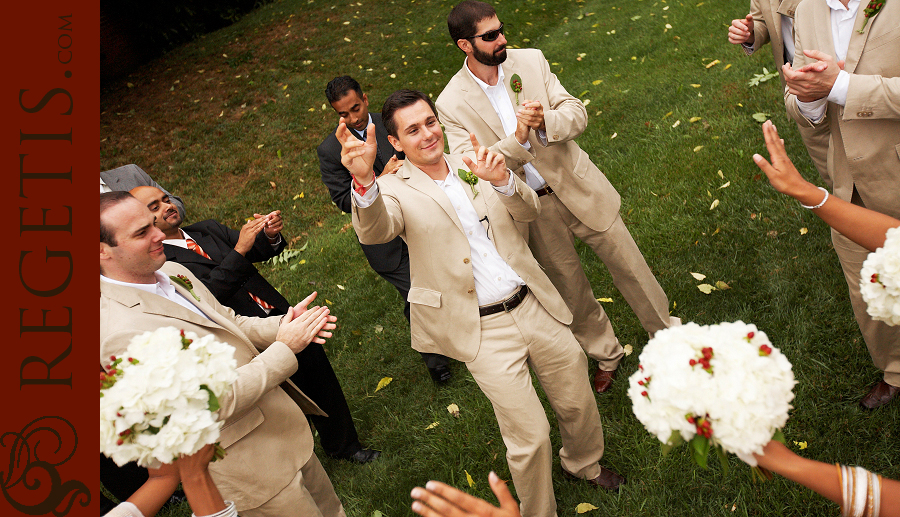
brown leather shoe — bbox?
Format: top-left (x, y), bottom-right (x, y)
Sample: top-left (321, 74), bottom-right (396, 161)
top-left (563, 465), bottom-right (626, 491)
top-left (593, 368), bottom-right (615, 393)
top-left (860, 381), bottom-right (900, 409)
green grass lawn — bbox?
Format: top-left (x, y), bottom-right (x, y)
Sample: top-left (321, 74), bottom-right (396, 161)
top-left (101, 0), bottom-right (899, 515)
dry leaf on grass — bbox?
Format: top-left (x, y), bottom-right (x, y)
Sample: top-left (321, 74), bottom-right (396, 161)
top-left (690, 272), bottom-right (706, 281)
top-left (447, 403), bottom-right (460, 418)
top-left (576, 502), bottom-right (599, 513)
top-left (697, 284), bottom-right (716, 294)
top-left (375, 377), bottom-right (393, 392)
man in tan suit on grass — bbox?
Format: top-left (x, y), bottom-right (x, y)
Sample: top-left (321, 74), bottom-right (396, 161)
top-left (99, 191), bottom-right (346, 516)
top-left (436, 1), bottom-right (678, 395)
top-left (783, 0), bottom-right (900, 408)
top-left (340, 89), bottom-right (625, 517)
top-left (727, 0), bottom-right (831, 183)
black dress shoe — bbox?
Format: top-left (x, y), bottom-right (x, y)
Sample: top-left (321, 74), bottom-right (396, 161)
top-left (429, 364), bottom-right (452, 383)
top-left (331, 447), bottom-right (381, 464)
top-left (563, 464), bottom-right (626, 491)
top-left (860, 381), bottom-right (900, 409)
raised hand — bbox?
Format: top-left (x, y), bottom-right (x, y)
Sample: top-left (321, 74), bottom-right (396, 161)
top-left (411, 471), bottom-right (521, 517)
top-left (727, 14), bottom-right (754, 45)
top-left (462, 133), bottom-right (509, 186)
top-left (752, 121), bottom-right (823, 204)
top-left (516, 100), bottom-right (545, 132)
top-left (383, 154), bottom-right (405, 176)
top-left (782, 50), bottom-right (840, 102)
top-left (253, 210), bottom-right (283, 239)
top-left (337, 119), bottom-right (378, 187)
top-left (234, 216), bottom-right (268, 255)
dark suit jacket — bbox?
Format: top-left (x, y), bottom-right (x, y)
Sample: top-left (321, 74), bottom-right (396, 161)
top-left (318, 112), bottom-right (407, 273)
top-left (165, 220), bottom-right (289, 317)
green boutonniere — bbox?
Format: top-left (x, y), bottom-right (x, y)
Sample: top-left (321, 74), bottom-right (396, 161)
top-left (457, 169), bottom-right (479, 198)
top-left (170, 275), bottom-right (201, 301)
top-left (510, 74), bottom-right (523, 105)
top-left (858, 0), bottom-right (885, 33)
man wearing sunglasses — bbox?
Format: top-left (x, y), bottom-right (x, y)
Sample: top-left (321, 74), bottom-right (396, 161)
top-left (437, 0), bottom-right (679, 397)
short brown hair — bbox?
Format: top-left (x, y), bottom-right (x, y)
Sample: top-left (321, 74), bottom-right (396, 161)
top-left (381, 90), bottom-right (438, 138)
top-left (447, 1), bottom-right (496, 44)
top-left (100, 191), bottom-right (134, 246)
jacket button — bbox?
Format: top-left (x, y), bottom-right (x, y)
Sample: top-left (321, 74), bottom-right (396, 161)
top-left (467, 288), bottom-right (475, 294)
top-left (787, 9), bottom-right (794, 16)
top-left (553, 134), bottom-right (559, 140)
top-left (463, 258), bottom-right (470, 264)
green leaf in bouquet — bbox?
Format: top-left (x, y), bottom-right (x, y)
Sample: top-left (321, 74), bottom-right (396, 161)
top-left (201, 385), bottom-right (221, 412)
top-left (660, 430), bottom-right (684, 456)
top-left (691, 435), bottom-right (710, 469)
top-left (714, 444), bottom-right (730, 475)
top-left (772, 428), bottom-right (786, 444)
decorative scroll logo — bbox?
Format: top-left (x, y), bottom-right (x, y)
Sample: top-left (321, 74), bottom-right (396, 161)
top-left (1, 416), bottom-right (89, 515)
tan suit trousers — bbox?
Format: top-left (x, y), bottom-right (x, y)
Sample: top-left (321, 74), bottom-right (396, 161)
top-left (240, 454), bottom-right (345, 517)
top-left (527, 194), bottom-right (670, 369)
top-left (796, 122), bottom-right (831, 188)
top-left (832, 229), bottom-right (900, 387)
top-left (466, 291), bottom-right (605, 517)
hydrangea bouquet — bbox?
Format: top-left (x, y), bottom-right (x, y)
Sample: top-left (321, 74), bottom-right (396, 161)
top-left (860, 227), bottom-right (900, 327)
top-left (100, 327), bottom-right (238, 468)
top-left (628, 321), bottom-right (795, 475)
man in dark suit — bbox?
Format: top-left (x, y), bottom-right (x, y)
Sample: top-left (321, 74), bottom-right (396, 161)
top-left (101, 163), bottom-right (186, 218)
top-left (317, 75), bottom-right (452, 383)
top-left (130, 185), bottom-right (380, 464)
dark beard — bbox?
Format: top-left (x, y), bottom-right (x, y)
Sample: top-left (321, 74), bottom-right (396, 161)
top-left (472, 44), bottom-right (507, 66)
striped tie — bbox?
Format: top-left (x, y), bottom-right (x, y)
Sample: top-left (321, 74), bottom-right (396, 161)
top-left (186, 237), bottom-right (274, 310)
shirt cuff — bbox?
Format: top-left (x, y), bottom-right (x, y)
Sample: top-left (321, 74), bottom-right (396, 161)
top-left (797, 97), bottom-right (827, 123)
top-left (741, 41), bottom-right (754, 55)
top-left (352, 181), bottom-right (380, 208)
top-left (491, 170), bottom-right (516, 197)
top-left (826, 70), bottom-right (849, 106)
top-left (535, 129), bottom-right (548, 146)
top-left (520, 139), bottom-right (532, 151)
top-left (193, 501), bottom-right (237, 517)
top-left (267, 233), bottom-right (282, 248)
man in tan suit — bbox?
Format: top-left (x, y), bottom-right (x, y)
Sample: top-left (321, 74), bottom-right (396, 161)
top-left (436, 1), bottom-right (678, 394)
top-left (99, 191), bottom-right (346, 516)
top-left (783, 0), bottom-right (900, 408)
top-left (727, 0), bottom-right (831, 183)
top-left (341, 89), bottom-right (625, 517)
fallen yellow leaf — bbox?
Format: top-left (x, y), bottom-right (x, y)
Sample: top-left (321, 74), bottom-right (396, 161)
top-left (693, 145), bottom-right (704, 152)
top-left (718, 181), bottom-right (731, 189)
top-left (690, 272), bottom-right (707, 281)
top-left (592, 79), bottom-right (603, 85)
top-left (623, 344), bottom-right (633, 356)
top-left (576, 502), bottom-right (599, 513)
top-left (705, 59), bottom-right (720, 69)
top-left (610, 132), bottom-right (617, 139)
top-left (793, 440), bottom-right (808, 450)
top-left (690, 83), bottom-right (701, 88)
top-left (447, 403), bottom-right (460, 418)
top-left (337, 284), bottom-right (345, 290)
top-left (710, 199), bottom-right (719, 210)
top-left (800, 227), bottom-right (808, 235)
top-left (724, 63), bottom-right (732, 70)
top-left (597, 297), bottom-right (614, 303)
top-left (375, 377), bottom-right (393, 392)
top-left (425, 422), bottom-right (439, 430)
top-left (465, 470), bottom-right (476, 488)
top-left (689, 116), bottom-right (702, 123)
top-left (697, 284), bottom-right (716, 294)
top-left (672, 120), bottom-right (681, 128)
top-left (718, 170), bottom-right (724, 179)
top-left (663, 111), bottom-right (673, 119)
top-left (325, 299), bottom-right (333, 305)
top-left (715, 280), bottom-right (731, 290)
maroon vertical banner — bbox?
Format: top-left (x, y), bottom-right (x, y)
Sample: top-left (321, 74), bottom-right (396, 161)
top-left (2, 1), bottom-right (98, 516)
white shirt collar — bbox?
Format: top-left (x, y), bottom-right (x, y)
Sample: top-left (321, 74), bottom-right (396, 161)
top-left (464, 58), bottom-right (504, 89)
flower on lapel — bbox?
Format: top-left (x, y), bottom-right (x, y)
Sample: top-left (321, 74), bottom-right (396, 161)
top-left (510, 74), bottom-right (523, 105)
top-left (457, 168), bottom-right (480, 198)
top-left (170, 274), bottom-right (201, 301)
top-left (858, 0), bottom-right (885, 33)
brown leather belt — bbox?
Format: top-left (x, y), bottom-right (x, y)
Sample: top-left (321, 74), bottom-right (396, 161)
top-left (479, 285), bottom-right (529, 317)
top-left (534, 185), bottom-right (554, 197)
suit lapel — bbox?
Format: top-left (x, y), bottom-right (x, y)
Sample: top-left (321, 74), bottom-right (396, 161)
top-left (458, 67), bottom-right (507, 143)
top-left (399, 159), bottom-right (466, 234)
top-left (845, 2), bottom-right (881, 73)
top-left (372, 114), bottom-right (393, 173)
top-left (813, 2), bottom-right (838, 59)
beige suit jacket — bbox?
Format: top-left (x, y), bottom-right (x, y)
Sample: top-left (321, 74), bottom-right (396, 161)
top-left (351, 154), bottom-right (572, 362)
top-left (785, 0), bottom-right (900, 218)
top-left (100, 262), bottom-right (324, 511)
top-left (436, 48), bottom-right (622, 233)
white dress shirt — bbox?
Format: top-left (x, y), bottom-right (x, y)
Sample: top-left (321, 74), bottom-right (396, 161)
top-left (797, 0), bottom-right (859, 122)
top-left (100, 270), bottom-right (212, 321)
top-left (100, 177), bottom-right (112, 193)
top-left (353, 158), bottom-right (524, 305)
top-left (464, 59), bottom-right (549, 191)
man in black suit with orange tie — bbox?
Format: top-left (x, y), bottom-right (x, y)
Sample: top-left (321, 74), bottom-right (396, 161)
top-left (317, 75), bottom-right (452, 383)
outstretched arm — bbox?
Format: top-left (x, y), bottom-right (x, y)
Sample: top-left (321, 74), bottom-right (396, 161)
top-left (752, 121), bottom-right (899, 251)
top-left (411, 471), bottom-right (521, 517)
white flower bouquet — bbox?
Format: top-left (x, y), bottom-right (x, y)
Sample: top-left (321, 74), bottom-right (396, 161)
top-left (860, 227), bottom-right (900, 327)
top-left (628, 321), bottom-right (795, 472)
top-left (100, 327), bottom-right (238, 468)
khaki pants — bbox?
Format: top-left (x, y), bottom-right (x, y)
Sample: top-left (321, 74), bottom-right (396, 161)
top-left (240, 454), bottom-right (345, 517)
top-left (466, 292), bottom-right (606, 517)
top-left (527, 194), bottom-right (670, 369)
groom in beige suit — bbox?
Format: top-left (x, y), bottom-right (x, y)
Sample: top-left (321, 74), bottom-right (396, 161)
top-left (436, 1), bottom-right (678, 395)
top-left (783, 0), bottom-right (900, 408)
top-left (340, 89), bottom-right (625, 517)
top-left (100, 191), bottom-right (345, 516)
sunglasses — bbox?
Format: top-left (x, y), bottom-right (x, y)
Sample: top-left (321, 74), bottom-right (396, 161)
top-left (468, 22), bottom-right (504, 42)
